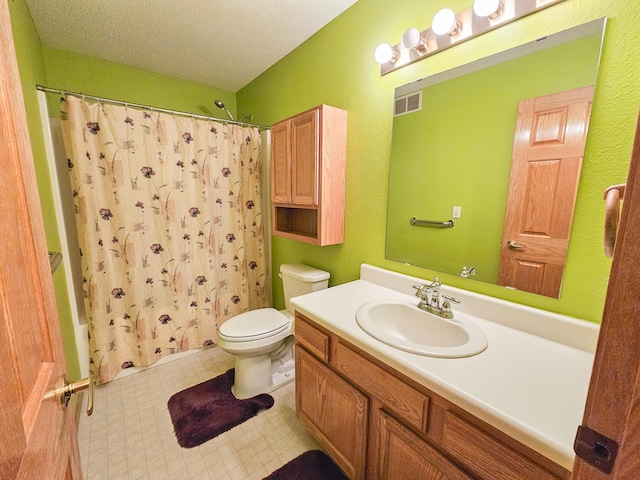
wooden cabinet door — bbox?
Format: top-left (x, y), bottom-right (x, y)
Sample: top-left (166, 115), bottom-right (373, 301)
top-left (271, 119), bottom-right (292, 203)
top-left (296, 347), bottom-right (368, 479)
top-left (0, 0), bottom-right (82, 477)
top-left (376, 410), bottom-right (472, 480)
top-left (291, 109), bottom-right (319, 205)
top-left (498, 86), bottom-right (594, 297)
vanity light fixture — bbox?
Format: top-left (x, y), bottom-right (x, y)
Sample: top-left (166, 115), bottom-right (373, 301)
top-left (473, 0), bottom-right (503, 19)
top-left (432, 8), bottom-right (460, 36)
top-left (374, 43), bottom-right (399, 64)
top-left (402, 27), bottom-right (428, 52)
top-left (376, 0), bottom-right (566, 75)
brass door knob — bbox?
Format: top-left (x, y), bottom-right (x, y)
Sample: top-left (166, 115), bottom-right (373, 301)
top-left (507, 240), bottom-right (525, 250)
top-left (44, 373), bottom-right (94, 416)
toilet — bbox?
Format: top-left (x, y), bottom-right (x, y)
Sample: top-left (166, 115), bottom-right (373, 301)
top-left (217, 263), bottom-right (330, 399)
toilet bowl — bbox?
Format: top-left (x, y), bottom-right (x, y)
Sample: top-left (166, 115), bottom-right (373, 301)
top-left (217, 263), bottom-right (330, 399)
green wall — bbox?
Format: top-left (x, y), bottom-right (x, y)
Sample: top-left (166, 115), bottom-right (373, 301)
top-left (238, 0), bottom-right (639, 322)
top-left (387, 34), bottom-right (601, 285)
top-left (42, 48), bottom-right (238, 120)
top-left (8, 0), bottom-right (80, 381)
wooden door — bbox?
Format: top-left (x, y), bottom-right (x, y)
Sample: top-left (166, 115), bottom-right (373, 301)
top-left (571, 110), bottom-right (640, 479)
top-left (270, 120), bottom-right (291, 203)
top-left (291, 109), bottom-right (319, 205)
top-left (0, 1), bottom-right (82, 478)
top-left (498, 86), bottom-right (594, 297)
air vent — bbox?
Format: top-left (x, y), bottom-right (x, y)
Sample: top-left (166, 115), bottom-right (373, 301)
top-left (394, 92), bottom-right (422, 116)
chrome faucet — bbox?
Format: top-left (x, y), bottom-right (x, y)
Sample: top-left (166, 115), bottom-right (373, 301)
top-left (429, 277), bottom-right (441, 310)
top-left (412, 277), bottom-right (461, 319)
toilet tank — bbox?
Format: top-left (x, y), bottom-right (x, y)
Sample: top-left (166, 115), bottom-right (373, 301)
top-left (280, 263), bottom-right (330, 313)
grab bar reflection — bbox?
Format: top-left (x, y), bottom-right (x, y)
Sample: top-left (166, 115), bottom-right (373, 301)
top-left (409, 217), bottom-right (455, 228)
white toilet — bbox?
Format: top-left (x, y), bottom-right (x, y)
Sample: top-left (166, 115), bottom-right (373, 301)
top-left (217, 263), bottom-right (330, 399)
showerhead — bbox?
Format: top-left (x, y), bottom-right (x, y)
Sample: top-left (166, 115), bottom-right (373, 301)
top-left (214, 100), bottom-right (234, 121)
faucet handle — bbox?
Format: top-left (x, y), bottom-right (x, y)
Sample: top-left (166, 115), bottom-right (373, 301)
top-left (412, 284), bottom-right (430, 299)
top-left (440, 295), bottom-right (461, 319)
top-left (442, 295), bottom-right (461, 304)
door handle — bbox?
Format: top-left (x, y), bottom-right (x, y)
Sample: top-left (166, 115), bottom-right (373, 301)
top-left (44, 373), bottom-right (94, 416)
top-left (507, 240), bottom-right (525, 250)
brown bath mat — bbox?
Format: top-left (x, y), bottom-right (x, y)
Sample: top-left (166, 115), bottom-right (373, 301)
top-left (167, 368), bottom-right (273, 448)
top-left (263, 450), bottom-right (348, 480)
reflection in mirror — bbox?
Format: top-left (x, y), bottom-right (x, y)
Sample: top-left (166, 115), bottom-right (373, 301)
top-left (385, 19), bottom-right (606, 298)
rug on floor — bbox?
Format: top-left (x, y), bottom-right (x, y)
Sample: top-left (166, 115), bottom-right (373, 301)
top-left (167, 368), bottom-right (274, 448)
top-left (263, 450), bottom-right (349, 480)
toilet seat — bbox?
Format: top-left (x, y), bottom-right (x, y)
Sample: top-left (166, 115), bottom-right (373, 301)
top-left (218, 308), bottom-right (289, 342)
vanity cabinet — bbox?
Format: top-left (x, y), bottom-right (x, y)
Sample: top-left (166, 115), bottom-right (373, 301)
top-left (294, 313), bottom-right (571, 480)
top-left (270, 104), bottom-right (347, 245)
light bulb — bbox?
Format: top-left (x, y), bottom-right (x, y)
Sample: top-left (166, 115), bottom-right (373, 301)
top-left (402, 28), bottom-right (425, 51)
top-left (432, 8), bottom-right (460, 36)
top-left (374, 43), bottom-right (398, 64)
top-left (473, 0), bottom-right (503, 18)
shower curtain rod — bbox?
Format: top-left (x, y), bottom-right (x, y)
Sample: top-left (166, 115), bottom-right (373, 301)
top-left (36, 85), bottom-right (270, 131)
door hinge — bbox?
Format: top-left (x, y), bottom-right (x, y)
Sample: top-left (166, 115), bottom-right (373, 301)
top-left (574, 425), bottom-right (619, 474)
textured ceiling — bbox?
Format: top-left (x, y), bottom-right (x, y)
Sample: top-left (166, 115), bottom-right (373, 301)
top-left (25, 0), bottom-right (358, 92)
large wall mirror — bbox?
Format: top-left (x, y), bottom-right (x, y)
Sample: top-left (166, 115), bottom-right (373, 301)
top-left (385, 19), bottom-right (606, 298)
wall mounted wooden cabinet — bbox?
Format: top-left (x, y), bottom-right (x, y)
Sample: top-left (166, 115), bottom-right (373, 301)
top-left (271, 105), bottom-right (347, 245)
top-left (294, 313), bottom-right (570, 480)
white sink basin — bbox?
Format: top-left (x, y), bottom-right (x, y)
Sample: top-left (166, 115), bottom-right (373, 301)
top-left (355, 300), bottom-right (488, 358)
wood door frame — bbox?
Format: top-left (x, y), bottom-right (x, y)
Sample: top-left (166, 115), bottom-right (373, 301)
top-left (571, 110), bottom-right (640, 478)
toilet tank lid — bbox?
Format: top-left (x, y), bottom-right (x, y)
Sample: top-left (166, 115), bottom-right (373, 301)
top-left (280, 263), bottom-right (330, 282)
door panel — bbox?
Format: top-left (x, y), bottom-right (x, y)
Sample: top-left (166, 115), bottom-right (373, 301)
top-left (377, 410), bottom-right (471, 480)
top-left (0, 0), bottom-right (81, 478)
top-left (291, 109), bottom-right (319, 205)
top-left (296, 348), bottom-right (368, 479)
top-left (271, 120), bottom-right (291, 204)
top-left (499, 86), bottom-right (594, 297)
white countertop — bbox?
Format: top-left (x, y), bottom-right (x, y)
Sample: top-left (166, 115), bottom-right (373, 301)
top-left (290, 264), bottom-right (599, 471)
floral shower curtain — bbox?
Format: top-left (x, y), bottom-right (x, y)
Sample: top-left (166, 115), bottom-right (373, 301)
top-left (60, 95), bottom-right (269, 384)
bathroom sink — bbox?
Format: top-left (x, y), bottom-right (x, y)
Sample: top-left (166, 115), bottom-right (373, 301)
top-left (355, 301), bottom-right (488, 358)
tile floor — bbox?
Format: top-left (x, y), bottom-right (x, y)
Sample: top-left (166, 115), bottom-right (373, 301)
top-left (78, 347), bottom-right (321, 480)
